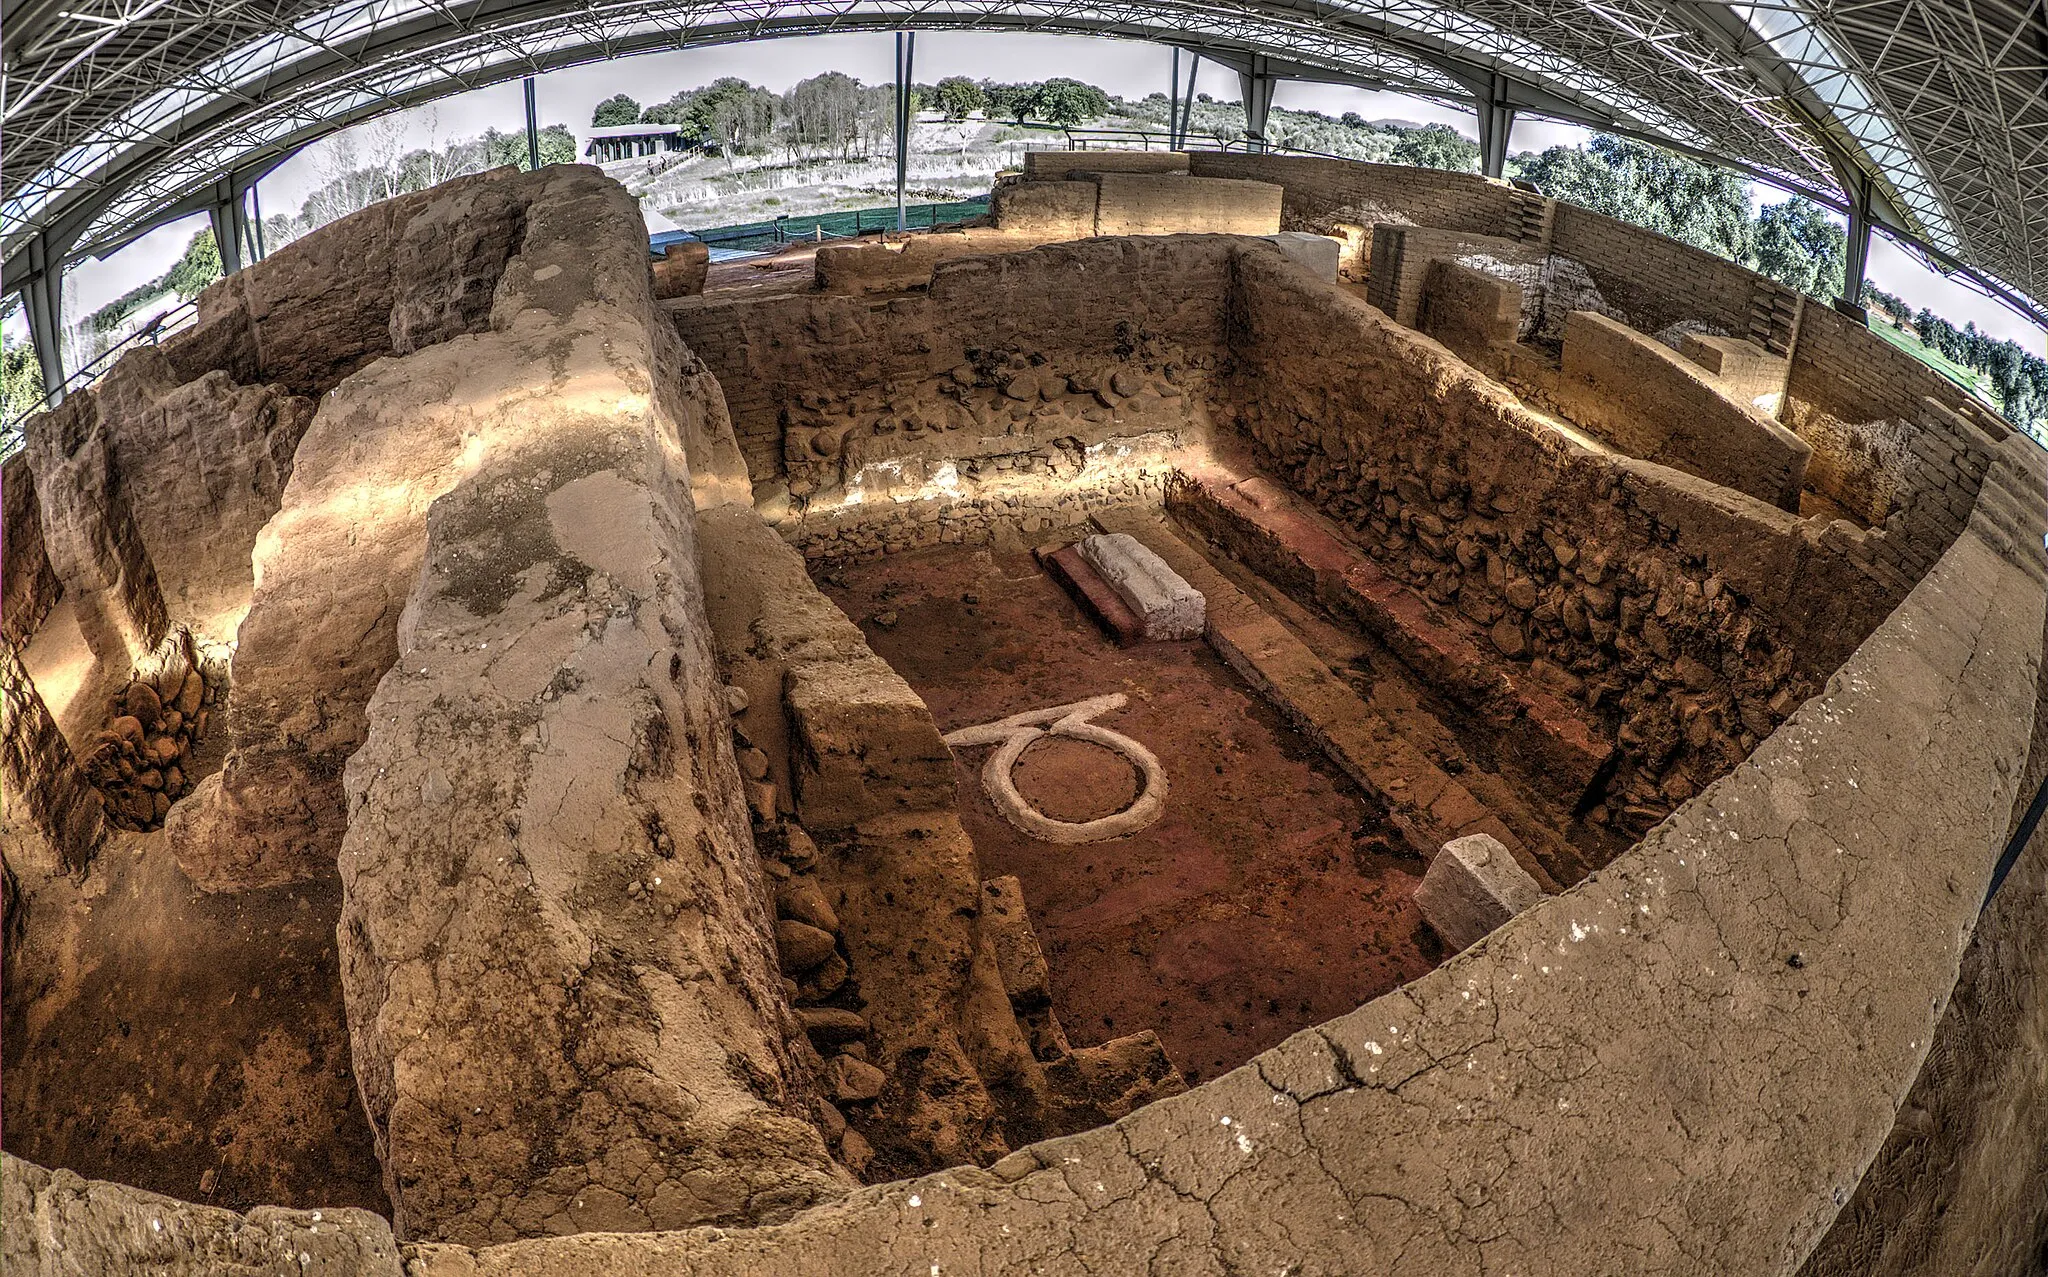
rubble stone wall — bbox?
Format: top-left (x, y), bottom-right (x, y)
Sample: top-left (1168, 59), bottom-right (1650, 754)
top-left (667, 236), bottom-right (1235, 556)
top-left (1224, 245), bottom-right (1899, 839)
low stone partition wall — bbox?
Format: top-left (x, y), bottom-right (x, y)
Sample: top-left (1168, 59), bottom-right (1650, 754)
top-left (1417, 258), bottom-right (1522, 375)
top-left (1092, 173), bottom-right (1280, 237)
top-left (1554, 310), bottom-right (1813, 510)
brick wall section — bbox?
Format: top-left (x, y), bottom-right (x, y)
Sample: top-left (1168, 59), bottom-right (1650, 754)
top-left (1188, 153), bottom-right (1522, 239)
top-left (1783, 299), bottom-right (2010, 528)
top-left (1091, 174), bottom-right (1281, 236)
top-left (1554, 311), bottom-right (1813, 510)
top-left (1417, 260), bottom-right (1521, 377)
top-left (1548, 204), bottom-right (1791, 345)
top-left (2, 455), bottom-right (61, 649)
top-left (1022, 150), bottom-right (1189, 178)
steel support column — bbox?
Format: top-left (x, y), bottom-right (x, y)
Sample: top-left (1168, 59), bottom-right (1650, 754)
top-left (1478, 71), bottom-right (1515, 179)
top-left (1839, 170), bottom-right (1873, 320)
top-left (1238, 57), bottom-right (1277, 152)
top-left (20, 234), bottom-right (67, 406)
top-left (894, 31), bottom-right (915, 232)
top-left (524, 77), bottom-right (541, 171)
top-left (208, 176), bottom-right (247, 275)
top-left (1177, 54), bottom-right (1201, 149)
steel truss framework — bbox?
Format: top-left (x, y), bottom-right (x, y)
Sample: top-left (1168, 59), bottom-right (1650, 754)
top-left (1, 0), bottom-right (2045, 317)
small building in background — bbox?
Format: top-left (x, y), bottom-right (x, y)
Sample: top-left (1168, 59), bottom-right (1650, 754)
top-left (584, 123), bottom-right (686, 162)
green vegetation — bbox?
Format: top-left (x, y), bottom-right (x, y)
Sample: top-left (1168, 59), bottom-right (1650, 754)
top-left (591, 94), bottom-right (643, 127)
top-left (2, 333), bottom-right (44, 430)
top-left (87, 228), bottom-right (221, 334)
top-left (933, 77), bottom-right (987, 121)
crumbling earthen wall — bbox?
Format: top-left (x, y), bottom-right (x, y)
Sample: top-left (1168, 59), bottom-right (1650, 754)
top-left (322, 166), bottom-right (848, 1246)
top-left (1, 456), bottom-right (61, 649)
top-left (1416, 258), bottom-right (1522, 375)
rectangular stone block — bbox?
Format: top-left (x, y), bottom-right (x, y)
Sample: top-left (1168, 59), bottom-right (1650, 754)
top-left (1413, 832), bottom-right (1545, 952)
top-left (1261, 232), bottom-right (1342, 282)
top-left (1077, 532), bottom-right (1205, 641)
top-left (1021, 149), bottom-right (1190, 179)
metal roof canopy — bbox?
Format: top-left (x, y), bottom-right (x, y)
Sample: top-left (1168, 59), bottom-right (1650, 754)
top-left (2, 0), bottom-right (2045, 326)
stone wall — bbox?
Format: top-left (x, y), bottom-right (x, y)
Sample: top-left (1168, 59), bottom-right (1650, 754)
top-left (1224, 246), bottom-right (1900, 842)
top-left (0, 642), bottom-right (105, 873)
top-left (1548, 202), bottom-right (1797, 350)
top-left (1416, 259), bottom-right (1522, 376)
top-left (1021, 150), bottom-right (1189, 178)
top-left (1553, 310), bottom-right (1813, 510)
top-left (667, 236), bottom-right (1235, 556)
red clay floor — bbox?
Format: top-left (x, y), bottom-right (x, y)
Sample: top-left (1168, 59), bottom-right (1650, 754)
top-left (818, 541), bottom-right (1445, 1086)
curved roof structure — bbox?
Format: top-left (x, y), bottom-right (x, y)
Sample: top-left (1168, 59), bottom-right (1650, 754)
top-left (2, 0), bottom-right (2045, 316)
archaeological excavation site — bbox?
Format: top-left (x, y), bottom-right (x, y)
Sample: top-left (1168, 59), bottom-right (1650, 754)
top-left (4, 150), bottom-right (2047, 1276)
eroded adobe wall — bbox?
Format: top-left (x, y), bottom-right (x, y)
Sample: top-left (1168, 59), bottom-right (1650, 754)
top-left (326, 167), bottom-right (847, 1245)
top-left (1, 456), bottom-right (61, 648)
top-left (667, 236), bottom-right (1235, 557)
top-left (1223, 245), bottom-right (1900, 845)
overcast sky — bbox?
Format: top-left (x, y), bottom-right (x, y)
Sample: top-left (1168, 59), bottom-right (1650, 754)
top-left (42, 30), bottom-right (2048, 353)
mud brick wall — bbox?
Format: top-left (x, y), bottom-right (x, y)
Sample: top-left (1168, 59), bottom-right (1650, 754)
top-left (988, 178), bottom-right (1098, 236)
top-left (1189, 153), bottom-right (1522, 239)
top-left (1367, 226), bottom-right (1539, 327)
top-left (1417, 259), bottom-right (1521, 375)
top-left (1022, 150), bottom-right (1189, 178)
top-left (1092, 173), bottom-right (1281, 236)
top-left (1783, 300), bottom-right (2007, 528)
top-left (1554, 310), bottom-right (1813, 510)
top-left (1548, 203), bottom-right (1783, 343)
top-left (2, 455), bottom-right (61, 649)
top-left (1223, 245), bottom-right (1901, 835)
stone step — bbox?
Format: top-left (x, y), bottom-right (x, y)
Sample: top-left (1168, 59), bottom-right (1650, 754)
top-left (1090, 505), bottom-right (1562, 892)
top-left (1164, 461), bottom-right (1614, 806)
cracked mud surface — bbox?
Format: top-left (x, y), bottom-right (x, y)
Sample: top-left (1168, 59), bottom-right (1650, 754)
top-left (819, 542), bottom-right (1442, 1085)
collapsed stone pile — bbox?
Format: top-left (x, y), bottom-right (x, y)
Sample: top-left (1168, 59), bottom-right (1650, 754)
top-left (78, 630), bottom-right (223, 831)
top-left (728, 687), bottom-right (883, 1175)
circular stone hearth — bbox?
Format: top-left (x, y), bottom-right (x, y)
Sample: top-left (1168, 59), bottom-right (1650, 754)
top-left (1011, 735), bottom-right (1142, 823)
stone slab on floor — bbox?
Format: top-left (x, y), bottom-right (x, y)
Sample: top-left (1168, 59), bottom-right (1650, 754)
top-left (1038, 542), bottom-right (1144, 646)
top-left (1412, 831), bottom-right (1546, 952)
top-left (1077, 532), bottom-right (1206, 641)
top-left (1166, 461), bottom-right (1613, 803)
top-left (1090, 505), bottom-right (1559, 892)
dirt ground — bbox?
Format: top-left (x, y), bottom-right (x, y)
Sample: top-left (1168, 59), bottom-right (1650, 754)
top-left (2, 837), bottom-right (386, 1214)
top-left (819, 542), bottom-right (1443, 1086)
